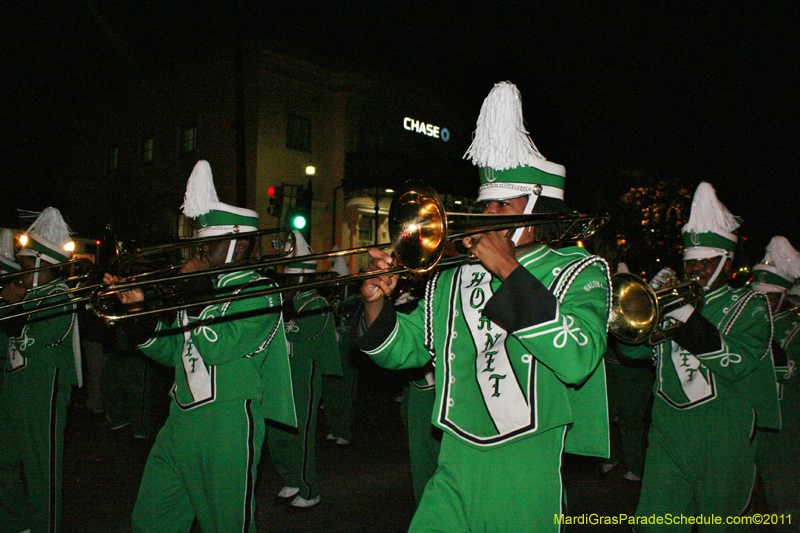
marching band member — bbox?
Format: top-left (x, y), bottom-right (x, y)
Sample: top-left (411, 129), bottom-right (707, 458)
top-left (267, 231), bottom-right (341, 513)
top-left (619, 182), bottom-right (780, 532)
top-left (106, 161), bottom-right (296, 533)
top-left (0, 208), bottom-right (81, 533)
top-left (351, 81), bottom-right (611, 532)
top-left (750, 236), bottom-right (800, 526)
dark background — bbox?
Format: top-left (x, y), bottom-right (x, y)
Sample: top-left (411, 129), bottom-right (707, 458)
top-left (2, 1), bottom-right (798, 260)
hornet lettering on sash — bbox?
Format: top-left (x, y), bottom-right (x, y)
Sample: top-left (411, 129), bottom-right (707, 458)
top-left (456, 264), bottom-right (531, 435)
top-left (483, 351), bottom-right (497, 373)
top-left (484, 332), bottom-right (502, 351)
top-left (489, 374), bottom-right (506, 397)
top-left (467, 271), bottom-right (486, 288)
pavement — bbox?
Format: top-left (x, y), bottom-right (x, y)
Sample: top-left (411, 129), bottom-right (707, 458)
top-left (60, 363), bottom-right (647, 533)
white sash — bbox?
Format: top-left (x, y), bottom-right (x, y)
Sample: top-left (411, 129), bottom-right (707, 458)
top-left (460, 264), bottom-right (530, 433)
top-left (181, 313), bottom-right (213, 402)
top-left (669, 343), bottom-right (713, 403)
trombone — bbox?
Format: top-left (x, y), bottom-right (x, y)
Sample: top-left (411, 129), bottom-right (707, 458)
top-left (0, 258), bottom-right (97, 320)
top-left (91, 181), bottom-right (610, 322)
top-left (0, 228), bottom-right (293, 322)
top-left (609, 272), bottom-right (705, 345)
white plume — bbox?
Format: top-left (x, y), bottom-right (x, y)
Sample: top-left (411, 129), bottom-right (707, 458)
top-left (181, 160), bottom-right (219, 218)
top-left (682, 182), bottom-right (741, 234)
top-left (762, 236), bottom-right (800, 279)
top-left (0, 228), bottom-right (16, 262)
top-left (26, 207), bottom-right (72, 247)
top-left (463, 81), bottom-right (546, 170)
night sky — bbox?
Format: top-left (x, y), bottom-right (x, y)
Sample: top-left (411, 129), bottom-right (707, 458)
top-left (2, 1), bottom-right (798, 257)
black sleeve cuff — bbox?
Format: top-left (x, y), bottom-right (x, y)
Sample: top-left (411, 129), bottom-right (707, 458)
top-left (671, 310), bottom-right (722, 355)
top-left (122, 314), bottom-right (159, 346)
top-left (1, 315), bottom-right (27, 338)
top-left (483, 266), bottom-right (557, 332)
top-left (347, 301), bottom-right (398, 352)
top-left (771, 339), bottom-right (788, 367)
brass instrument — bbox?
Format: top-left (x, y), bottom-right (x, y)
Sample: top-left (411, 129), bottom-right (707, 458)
top-left (91, 181), bottom-right (609, 322)
top-left (0, 258), bottom-right (97, 320)
top-left (609, 272), bottom-right (705, 345)
top-left (0, 229), bottom-right (293, 322)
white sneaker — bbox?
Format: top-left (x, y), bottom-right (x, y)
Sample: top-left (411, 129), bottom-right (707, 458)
top-left (290, 494), bottom-right (321, 508)
top-left (600, 461), bottom-right (618, 474)
top-left (277, 486), bottom-right (300, 498)
top-left (325, 433), bottom-right (337, 441)
top-left (623, 471), bottom-right (642, 482)
top-left (335, 437), bottom-right (350, 445)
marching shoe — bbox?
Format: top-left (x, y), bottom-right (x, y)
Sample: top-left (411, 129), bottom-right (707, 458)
top-left (622, 471), bottom-right (642, 483)
top-left (274, 486), bottom-right (299, 506)
top-left (285, 494), bottom-right (321, 514)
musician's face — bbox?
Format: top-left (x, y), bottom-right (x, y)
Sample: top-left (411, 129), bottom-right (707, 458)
top-left (200, 240), bottom-right (233, 268)
top-left (684, 255), bottom-right (732, 291)
top-left (480, 196), bottom-right (526, 215)
top-left (18, 256), bottom-right (54, 287)
top-left (480, 196), bottom-right (533, 246)
top-left (764, 291), bottom-right (784, 312)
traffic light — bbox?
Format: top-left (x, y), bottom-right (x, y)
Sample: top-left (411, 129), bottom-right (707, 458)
top-left (267, 185), bottom-right (283, 217)
top-left (286, 186), bottom-right (312, 237)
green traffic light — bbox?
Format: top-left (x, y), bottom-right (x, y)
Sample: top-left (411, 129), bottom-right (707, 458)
top-left (291, 214), bottom-right (307, 229)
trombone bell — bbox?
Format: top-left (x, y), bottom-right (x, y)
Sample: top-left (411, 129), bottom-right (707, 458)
top-left (608, 273), bottom-right (659, 345)
top-left (389, 184), bottom-right (447, 273)
top-left (609, 272), bottom-right (705, 345)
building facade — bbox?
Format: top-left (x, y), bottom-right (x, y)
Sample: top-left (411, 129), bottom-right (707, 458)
top-left (74, 46), bottom-right (476, 271)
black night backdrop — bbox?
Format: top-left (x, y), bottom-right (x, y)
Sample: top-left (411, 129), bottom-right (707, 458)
top-left (2, 1), bottom-right (798, 274)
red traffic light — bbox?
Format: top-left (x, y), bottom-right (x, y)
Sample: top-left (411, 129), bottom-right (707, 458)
top-left (268, 186), bottom-right (276, 196)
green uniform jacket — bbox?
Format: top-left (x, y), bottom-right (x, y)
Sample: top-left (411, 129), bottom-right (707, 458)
top-left (355, 245), bottom-right (611, 455)
top-left (284, 289), bottom-right (341, 376)
top-left (772, 307), bottom-right (800, 425)
top-left (620, 285), bottom-right (780, 429)
top-left (5, 280), bottom-right (78, 384)
top-left (138, 271), bottom-right (296, 427)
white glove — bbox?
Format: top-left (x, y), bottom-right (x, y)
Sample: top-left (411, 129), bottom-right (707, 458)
top-left (664, 304), bottom-right (695, 324)
top-left (649, 267), bottom-right (677, 290)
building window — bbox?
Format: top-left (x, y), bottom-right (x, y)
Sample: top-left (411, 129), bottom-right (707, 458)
top-left (357, 213), bottom-right (375, 247)
top-left (105, 146), bottom-right (119, 172)
top-left (141, 137), bottom-right (154, 164)
top-left (286, 114), bottom-right (311, 153)
top-left (180, 125), bottom-right (198, 155)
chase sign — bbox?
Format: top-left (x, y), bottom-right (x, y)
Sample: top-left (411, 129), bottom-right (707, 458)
top-left (403, 117), bottom-right (450, 142)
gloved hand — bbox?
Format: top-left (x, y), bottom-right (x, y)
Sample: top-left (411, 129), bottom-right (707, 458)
top-left (663, 304), bottom-right (695, 324)
top-left (649, 267), bottom-right (677, 290)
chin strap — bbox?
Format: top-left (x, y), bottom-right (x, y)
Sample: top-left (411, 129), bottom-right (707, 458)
top-left (225, 239), bottom-right (237, 264)
top-left (703, 254), bottom-right (730, 291)
top-left (510, 190), bottom-right (541, 245)
top-left (33, 256), bottom-right (41, 288)
top-left (777, 292), bottom-right (787, 311)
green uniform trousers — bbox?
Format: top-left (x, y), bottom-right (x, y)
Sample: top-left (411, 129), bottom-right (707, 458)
top-left (605, 356), bottom-right (654, 477)
top-left (322, 341), bottom-right (358, 441)
top-left (401, 382), bottom-right (441, 507)
top-left (0, 367), bottom-right (71, 533)
top-left (409, 426), bottom-right (566, 533)
top-left (267, 355), bottom-right (321, 501)
top-left (132, 399), bottom-right (264, 533)
top-left (635, 398), bottom-right (758, 532)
